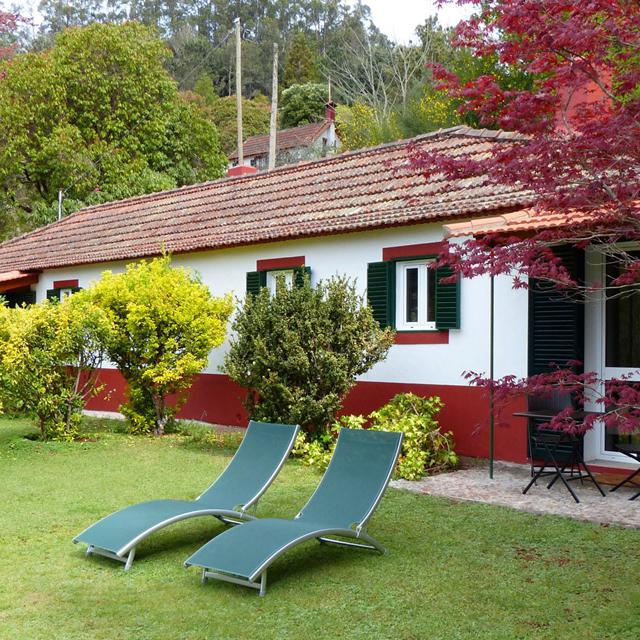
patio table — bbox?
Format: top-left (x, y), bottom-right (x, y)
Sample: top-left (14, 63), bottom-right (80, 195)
top-left (609, 443), bottom-right (640, 501)
top-left (515, 410), bottom-right (606, 504)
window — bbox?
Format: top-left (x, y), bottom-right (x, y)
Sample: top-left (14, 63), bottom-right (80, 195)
top-left (606, 251), bottom-right (640, 368)
top-left (47, 281), bottom-right (80, 302)
top-left (367, 255), bottom-right (460, 332)
top-left (59, 288), bottom-right (75, 301)
top-left (395, 260), bottom-right (436, 330)
top-left (266, 269), bottom-right (294, 294)
top-left (246, 262), bottom-right (310, 297)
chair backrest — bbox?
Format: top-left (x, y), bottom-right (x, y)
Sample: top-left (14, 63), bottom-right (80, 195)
top-left (296, 428), bottom-right (403, 530)
top-left (196, 420), bottom-right (299, 510)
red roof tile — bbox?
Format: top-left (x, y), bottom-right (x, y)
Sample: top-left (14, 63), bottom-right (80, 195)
top-left (229, 120), bottom-right (332, 159)
top-left (444, 209), bottom-right (596, 237)
top-left (0, 127), bottom-right (533, 273)
top-left (0, 270), bottom-right (39, 292)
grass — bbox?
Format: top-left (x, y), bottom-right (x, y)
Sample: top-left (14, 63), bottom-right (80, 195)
top-left (0, 417), bottom-right (638, 640)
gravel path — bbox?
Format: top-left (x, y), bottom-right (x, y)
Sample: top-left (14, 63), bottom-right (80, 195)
top-left (391, 460), bottom-right (640, 528)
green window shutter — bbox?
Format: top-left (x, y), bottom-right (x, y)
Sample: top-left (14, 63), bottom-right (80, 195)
top-left (528, 247), bottom-right (584, 375)
top-left (293, 266), bottom-right (311, 288)
top-left (435, 265), bottom-right (460, 329)
top-left (46, 289), bottom-right (60, 301)
top-left (367, 261), bottom-right (393, 328)
top-left (4, 290), bottom-right (36, 307)
top-left (246, 271), bottom-right (267, 296)
top-left (71, 287), bottom-right (81, 294)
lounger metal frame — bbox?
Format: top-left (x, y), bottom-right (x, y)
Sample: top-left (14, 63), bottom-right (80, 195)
top-left (74, 424), bottom-right (299, 570)
top-left (194, 432), bottom-right (403, 595)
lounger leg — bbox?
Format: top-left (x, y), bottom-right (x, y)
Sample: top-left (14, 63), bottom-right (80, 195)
top-left (357, 531), bottom-right (387, 555)
top-left (198, 568), bottom-right (267, 595)
top-left (124, 548), bottom-right (136, 571)
top-left (83, 544), bottom-right (137, 569)
top-left (317, 531), bottom-right (387, 554)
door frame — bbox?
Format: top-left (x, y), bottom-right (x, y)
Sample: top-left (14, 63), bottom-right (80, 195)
top-left (584, 245), bottom-right (640, 462)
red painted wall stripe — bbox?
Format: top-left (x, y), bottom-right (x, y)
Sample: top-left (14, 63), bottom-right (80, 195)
top-left (256, 256), bottom-right (305, 271)
top-left (85, 369), bottom-right (529, 464)
top-left (383, 242), bottom-right (444, 261)
top-left (53, 279), bottom-right (79, 289)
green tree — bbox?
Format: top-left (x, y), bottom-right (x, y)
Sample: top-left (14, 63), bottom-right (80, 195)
top-left (0, 22), bottom-right (226, 238)
top-left (283, 31), bottom-right (320, 87)
top-left (89, 256), bottom-right (233, 435)
top-left (185, 90), bottom-right (270, 155)
top-left (193, 72), bottom-right (218, 104)
top-left (223, 275), bottom-right (394, 437)
top-left (0, 294), bottom-right (112, 440)
top-left (280, 82), bottom-right (328, 128)
top-left (336, 102), bottom-right (402, 151)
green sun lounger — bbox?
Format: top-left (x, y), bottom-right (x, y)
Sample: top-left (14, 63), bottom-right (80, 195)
top-left (184, 428), bottom-right (403, 595)
top-left (73, 420), bottom-right (299, 570)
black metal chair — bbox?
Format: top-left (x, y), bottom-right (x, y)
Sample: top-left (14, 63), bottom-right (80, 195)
top-left (520, 392), bottom-right (606, 503)
top-left (609, 443), bottom-right (640, 500)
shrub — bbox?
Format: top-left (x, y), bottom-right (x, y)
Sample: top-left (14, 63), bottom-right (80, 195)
top-left (0, 294), bottom-right (111, 440)
top-left (292, 414), bottom-right (364, 469)
top-left (293, 394), bottom-right (458, 480)
top-left (369, 393), bottom-right (458, 480)
top-left (223, 275), bottom-right (394, 438)
top-left (89, 255), bottom-right (232, 435)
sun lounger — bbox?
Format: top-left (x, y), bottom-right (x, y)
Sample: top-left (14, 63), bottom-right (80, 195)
top-left (184, 428), bottom-right (402, 595)
top-left (73, 420), bottom-right (299, 570)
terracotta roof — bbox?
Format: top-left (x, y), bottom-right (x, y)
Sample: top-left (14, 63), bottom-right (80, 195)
top-left (444, 209), bottom-right (595, 237)
top-left (0, 270), bottom-right (39, 293)
top-left (0, 126), bottom-right (533, 273)
top-left (229, 120), bottom-right (332, 160)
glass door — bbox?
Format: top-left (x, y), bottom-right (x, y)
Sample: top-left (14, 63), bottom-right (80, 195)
top-left (602, 251), bottom-right (640, 454)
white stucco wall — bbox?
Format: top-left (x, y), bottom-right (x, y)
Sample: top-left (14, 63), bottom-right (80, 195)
top-left (35, 222), bottom-right (529, 387)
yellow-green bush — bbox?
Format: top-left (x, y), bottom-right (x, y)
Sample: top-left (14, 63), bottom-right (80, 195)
top-left (88, 255), bottom-right (232, 435)
top-left (0, 294), bottom-right (112, 440)
top-left (293, 394), bottom-right (457, 480)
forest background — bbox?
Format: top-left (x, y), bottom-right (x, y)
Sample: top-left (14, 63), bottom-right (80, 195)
top-left (0, 0), bottom-right (528, 238)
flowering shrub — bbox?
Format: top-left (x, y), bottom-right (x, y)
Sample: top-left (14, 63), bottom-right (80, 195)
top-left (0, 294), bottom-right (111, 440)
top-left (89, 255), bottom-right (232, 435)
top-left (293, 394), bottom-right (457, 480)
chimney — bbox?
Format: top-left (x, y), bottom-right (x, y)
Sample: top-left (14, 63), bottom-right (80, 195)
top-left (227, 165), bottom-right (258, 178)
top-left (554, 67), bottom-right (611, 133)
top-left (325, 100), bottom-right (336, 122)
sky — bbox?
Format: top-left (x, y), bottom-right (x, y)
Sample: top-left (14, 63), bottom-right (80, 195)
top-left (356, 0), bottom-right (473, 43)
top-left (9, 1), bottom-right (473, 43)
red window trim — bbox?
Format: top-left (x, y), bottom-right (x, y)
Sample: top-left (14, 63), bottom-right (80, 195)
top-left (382, 242), bottom-right (443, 261)
top-left (394, 331), bottom-right (449, 345)
top-left (383, 242), bottom-right (449, 342)
top-left (53, 279), bottom-right (79, 289)
top-left (256, 256), bottom-right (305, 271)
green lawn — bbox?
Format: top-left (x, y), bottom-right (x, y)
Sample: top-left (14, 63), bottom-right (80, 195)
top-left (0, 418), bottom-right (638, 640)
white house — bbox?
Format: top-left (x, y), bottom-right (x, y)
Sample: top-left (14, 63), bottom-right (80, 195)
top-left (228, 103), bottom-right (340, 171)
top-left (0, 126), bottom-right (635, 469)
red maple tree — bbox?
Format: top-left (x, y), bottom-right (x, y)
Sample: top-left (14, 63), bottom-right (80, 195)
top-left (0, 11), bottom-right (21, 65)
top-left (412, 1), bottom-right (640, 433)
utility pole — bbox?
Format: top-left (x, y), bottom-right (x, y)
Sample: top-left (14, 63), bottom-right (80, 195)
top-left (58, 189), bottom-right (63, 221)
top-left (235, 19), bottom-right (244, 166)
top-left (268, 43), bottom-right (279, 171)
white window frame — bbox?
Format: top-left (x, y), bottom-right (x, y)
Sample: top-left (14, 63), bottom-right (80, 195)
top-left (395, 259), bottom-right (436, 331)
top-left (266, 269), bottom-right (294, 295)
top-left (583, 243), bottom-right (640, 463)
top-left (59, 288), bottom-right (75, 301)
